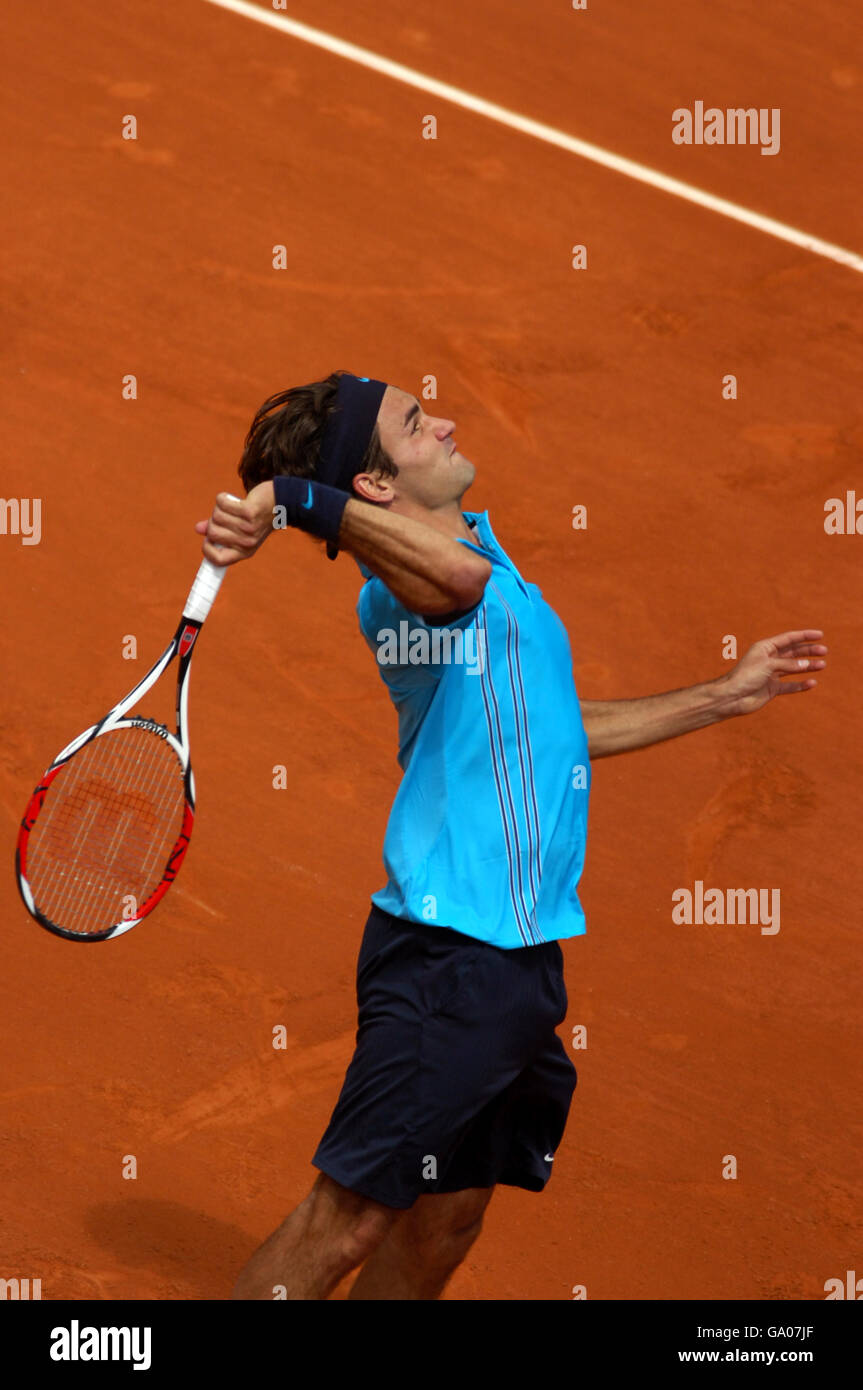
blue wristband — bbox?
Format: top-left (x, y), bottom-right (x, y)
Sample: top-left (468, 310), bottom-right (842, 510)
top-left (272, 475), bottom-right (349, 545)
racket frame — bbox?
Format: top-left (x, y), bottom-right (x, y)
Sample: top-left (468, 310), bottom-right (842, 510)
top-left (15, 559), bottom-right (224, 942)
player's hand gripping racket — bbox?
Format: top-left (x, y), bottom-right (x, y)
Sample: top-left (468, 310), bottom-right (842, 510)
top-left (15, 559), bottom-right (225, 942)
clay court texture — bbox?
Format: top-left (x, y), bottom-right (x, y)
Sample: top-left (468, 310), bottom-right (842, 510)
top-left (1, 0), bottom-right (861, 1299)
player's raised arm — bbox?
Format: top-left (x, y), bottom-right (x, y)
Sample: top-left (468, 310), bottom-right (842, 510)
top-left (197, 481), bottom-right (490, 615)
top-left (315, 495), bottom-right (492, 616)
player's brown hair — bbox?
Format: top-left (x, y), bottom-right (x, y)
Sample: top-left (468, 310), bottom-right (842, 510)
top-left (237, 370), bottom-right (398, 495)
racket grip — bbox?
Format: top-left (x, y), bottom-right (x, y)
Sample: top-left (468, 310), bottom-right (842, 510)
top-left (184, 558), bottom-right (226, 623)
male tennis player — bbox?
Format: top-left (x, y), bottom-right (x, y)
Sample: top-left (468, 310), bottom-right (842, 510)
top-left (197, 371), bottom-right (825, 1301)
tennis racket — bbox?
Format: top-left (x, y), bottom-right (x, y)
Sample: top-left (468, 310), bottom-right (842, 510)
top-left (15, 558), bottom-right (226, 942)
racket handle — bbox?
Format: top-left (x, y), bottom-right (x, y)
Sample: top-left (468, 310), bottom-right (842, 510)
top-left (184, 558), bottom-right (226, 623)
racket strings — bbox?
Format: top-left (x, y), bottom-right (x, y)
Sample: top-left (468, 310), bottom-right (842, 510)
top-left (28, 726), bottom-right (186, 936)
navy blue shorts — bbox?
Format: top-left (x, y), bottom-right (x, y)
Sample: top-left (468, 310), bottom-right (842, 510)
top-left (312, 904), bottom-right (577, 1209)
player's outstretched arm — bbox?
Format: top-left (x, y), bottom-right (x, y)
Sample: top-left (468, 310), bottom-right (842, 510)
top-left (580, 630), bottom-right (827, 758)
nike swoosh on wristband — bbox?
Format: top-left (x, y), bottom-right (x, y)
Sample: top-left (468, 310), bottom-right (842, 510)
top-left (301, 482), bottom-right (314, 509)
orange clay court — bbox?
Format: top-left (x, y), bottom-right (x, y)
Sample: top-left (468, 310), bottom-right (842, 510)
top-left (0, 0), bottom-right (861, 1299)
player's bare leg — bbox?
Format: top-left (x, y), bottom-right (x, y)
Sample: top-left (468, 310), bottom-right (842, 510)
top-left (347, 1186), bottom-right (494, 1300)
top-left (230, 1173), bottom-right (397, 1300)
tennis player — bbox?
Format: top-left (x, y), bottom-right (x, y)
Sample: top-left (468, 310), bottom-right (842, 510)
top-left (197, 371), bottom-right (825, 1301)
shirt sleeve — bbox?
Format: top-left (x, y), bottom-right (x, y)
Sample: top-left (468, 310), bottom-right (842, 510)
top-left (357, 571), bottom-right (484, 695)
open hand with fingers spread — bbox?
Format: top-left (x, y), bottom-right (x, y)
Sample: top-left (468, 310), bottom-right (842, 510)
top-left (194, 483), bottom-right (276, 566)
top-left (714, 629), bottom-right (828, 716)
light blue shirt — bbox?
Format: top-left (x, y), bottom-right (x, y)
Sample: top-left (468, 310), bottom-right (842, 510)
top-left (356, 511), bottom-right (591, 948)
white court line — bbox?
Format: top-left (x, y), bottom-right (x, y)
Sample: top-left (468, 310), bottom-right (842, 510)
top-left (203, 0), bottom-right (863, 276)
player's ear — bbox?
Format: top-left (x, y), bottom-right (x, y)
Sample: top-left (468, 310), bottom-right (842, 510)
top-left (352, 472), bottom-right (394, 504)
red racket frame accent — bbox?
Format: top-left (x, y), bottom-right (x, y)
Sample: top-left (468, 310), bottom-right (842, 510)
top-left (16, 764), bottom-right (63, 880)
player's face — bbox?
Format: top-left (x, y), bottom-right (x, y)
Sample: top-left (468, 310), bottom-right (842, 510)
top-left (374, 386), bottom-right (475, 508)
